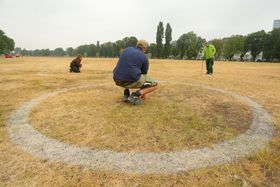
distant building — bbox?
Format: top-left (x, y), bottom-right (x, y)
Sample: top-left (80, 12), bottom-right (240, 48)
top-left (243, 51), bottom-right (252, 61)
top-left (243, 51), bottom-right (263, 62)
top-left (196, 50), bottom-right (203, 60)
top-left (273, 19), bottom-right (280, 29)
top-left (232, 53), bottom-right (242, 61)
top-left (255, 51), bottom-right (263, 62)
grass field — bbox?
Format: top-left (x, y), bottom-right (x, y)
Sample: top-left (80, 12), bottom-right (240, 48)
top-left (0, 57), bottom-right (280, 186)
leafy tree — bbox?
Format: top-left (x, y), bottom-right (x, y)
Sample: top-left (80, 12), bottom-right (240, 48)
top-left (41, 49), bottom-right (51, 56)
top-left (171, 41), bottom-right (180, 58)
top-left (53, 48), bottom-right (65, 56)
top-left (6, 38), bottom-right (15, 53)
top-left (122, 36), bottom-right (137, 48)
top-left (185, 32), bottom-right (198, 59)
top-left (176, 34), bottom-right (188, 59)
top-left (0, 30), bottom-right (15, 54)
top-left (87, 44), bottom-right (97, 57)
top-left (196, 37), bottom-right (205, 59)
top-left (115, 40), bottom-right (125, 56)
top-left (149, 43), bottom-right (157, 58)
top-left (264, 28), bottom-right (280, 61)
top-left (66, 47), bottom-right (75, 56)
top-left (164, 23), bottom-right (172, 58)
top-left (176, 31), bottom-right (203, 59)
top-left (96, 41), bottom-right (100, 57)
top-left (211, 39), bottom-right (224, 58)
top-left (99, 42), bottom-right (114, 57)
top-left (244, 30), bottom-right (267, 61)
top-left (156, 21), bottom-right (164, 58)
top-left (33, 49), bottom-right (40, 56)
top-left (196, 37), bottom-right (205, 52)
top-left (223, 35), bottom-right (244, 60)
top-left (21, 49), bottom-right (29, 56)
top-left (75, 45), bottom-right (88, 56)
top-left (187, 32), bottom-right (204, 59)
top-left (72, 44), bottom-right (97, 57)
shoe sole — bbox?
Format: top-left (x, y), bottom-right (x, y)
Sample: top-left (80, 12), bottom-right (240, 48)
top-left (127, 97), bottom-right (143, 105)
top-left (122, 98), bottom-right (129, 102)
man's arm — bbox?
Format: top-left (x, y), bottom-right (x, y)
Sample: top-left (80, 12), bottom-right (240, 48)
top-left (141, 56), bottom-right (149, 74)
top-left (212, 45), bottom-right (216, 56)
top-left (72, 59), bottom-right (82, 67)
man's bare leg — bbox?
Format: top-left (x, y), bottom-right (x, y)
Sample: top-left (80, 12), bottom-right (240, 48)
top-left (128, 84), bottom-right (158, 105)
top-left (139, 85), bottom-right (158, 99)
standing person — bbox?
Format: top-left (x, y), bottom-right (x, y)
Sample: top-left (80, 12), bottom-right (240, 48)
top-left (203, 42), bottom-right (216, 75)
top-left (70, 55), bottom-right (82, 73)
top-left (113, 40), bottom-right (158, 105)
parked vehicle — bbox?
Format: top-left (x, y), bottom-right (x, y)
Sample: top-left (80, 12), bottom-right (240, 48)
top-left (4, 54), bottom-right (13, 58)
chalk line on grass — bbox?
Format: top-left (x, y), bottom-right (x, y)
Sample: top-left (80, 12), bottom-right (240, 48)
top-left (6, 83), bottom-right (274, 174)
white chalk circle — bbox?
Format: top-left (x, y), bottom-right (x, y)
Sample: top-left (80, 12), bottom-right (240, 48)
top-left (6, 83), bottom-right (274, 174)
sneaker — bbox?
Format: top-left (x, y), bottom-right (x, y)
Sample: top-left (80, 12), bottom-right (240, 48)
top-left (127, 95), bottom-right (143, 105)
top-left (122, 95), bottom-right (129, 102)
top-left (122, 89), bottom-right (130, 102)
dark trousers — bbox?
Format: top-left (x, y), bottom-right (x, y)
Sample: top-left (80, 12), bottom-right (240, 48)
top-left (70, 65), bottom-right (80, 73)
top-left (206, 58), bottom-right (214, 74)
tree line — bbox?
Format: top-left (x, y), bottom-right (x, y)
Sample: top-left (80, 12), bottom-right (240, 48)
top-left (21, 37), bottom-right (138, 58)
top-left (152, 22), bottom-right (280, 62)
top-left (211, 29), bottom-right (280, 61)
top-left (2, 23), bottom-right (280, 61)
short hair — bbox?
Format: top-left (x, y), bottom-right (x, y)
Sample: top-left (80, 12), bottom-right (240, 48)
top-left (136, 40), bottom-right (148, 50)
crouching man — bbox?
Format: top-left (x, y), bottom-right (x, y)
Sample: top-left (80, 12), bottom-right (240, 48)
top-left (113, 40), bottom-right (158, 105)
top-left (70, 55), bottom-right (82, 73)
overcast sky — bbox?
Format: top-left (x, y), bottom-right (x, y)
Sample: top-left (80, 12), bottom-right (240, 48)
top-left (0, 0), bottom-right (279, 50)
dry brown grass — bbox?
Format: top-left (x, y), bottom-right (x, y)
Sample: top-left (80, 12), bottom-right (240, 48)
top-left (30, 84), bottom-right (251, 152)
top-left (0, 57), bottom-right (280, 186)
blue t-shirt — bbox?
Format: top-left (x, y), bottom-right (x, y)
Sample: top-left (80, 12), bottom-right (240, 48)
top-left (113, 47), bottom-right (149, 83)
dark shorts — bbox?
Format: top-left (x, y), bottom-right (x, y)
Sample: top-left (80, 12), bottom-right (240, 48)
top-left (70, 64), bottom-right (81, 72)
top-left (115, 74), bottom-right (158, 89)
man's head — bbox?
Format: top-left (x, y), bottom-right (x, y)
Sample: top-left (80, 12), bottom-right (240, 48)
top-left (204, 41), bottom-right (209, 47)
top-left (77, 54), bottom-right (82, 60)
top-left (136, 39), bottom-right (148, 53)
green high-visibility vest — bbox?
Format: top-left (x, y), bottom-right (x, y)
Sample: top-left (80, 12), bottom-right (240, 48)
top-left (203, 44), bottom-right (216, 59)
